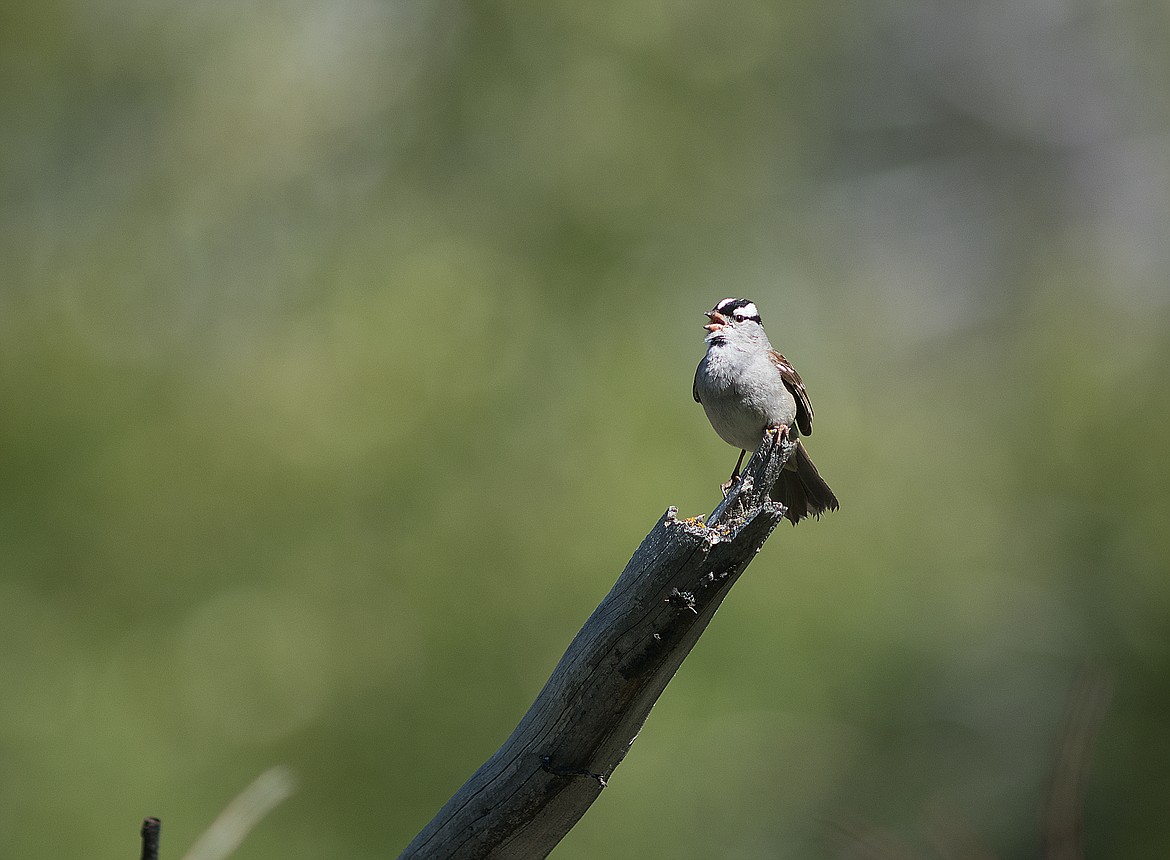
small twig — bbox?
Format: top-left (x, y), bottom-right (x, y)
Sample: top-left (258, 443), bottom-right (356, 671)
top-left (140, 817), bottom-right (161, 860)
top-left (180, 766), bottom-right (297, 860)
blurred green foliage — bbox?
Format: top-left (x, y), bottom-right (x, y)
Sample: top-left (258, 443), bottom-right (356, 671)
top-left (2, 0), bottom-right (1170, 857)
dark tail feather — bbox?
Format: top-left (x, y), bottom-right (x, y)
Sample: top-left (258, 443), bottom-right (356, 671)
top-left (771, 440), bottom-right (839, 525)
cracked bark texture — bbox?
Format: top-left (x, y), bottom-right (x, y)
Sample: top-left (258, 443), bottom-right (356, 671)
top-left (398, 432), bottom-right (795, 859)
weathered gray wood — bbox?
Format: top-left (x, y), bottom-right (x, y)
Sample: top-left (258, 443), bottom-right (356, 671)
top-left (399, 431), bottom-right (794, 859)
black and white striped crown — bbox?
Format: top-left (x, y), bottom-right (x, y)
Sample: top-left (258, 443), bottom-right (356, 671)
top-left (713, 297), bottom-right (761, 323)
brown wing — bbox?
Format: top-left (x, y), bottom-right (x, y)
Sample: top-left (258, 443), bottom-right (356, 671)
top-left (692, 365), bottom-right (702, 403)
top-left (769, 350), bottom-right (814, 436)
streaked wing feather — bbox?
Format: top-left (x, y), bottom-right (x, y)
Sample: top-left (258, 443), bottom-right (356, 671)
top-left (769, 350), bottom-right (814, 435)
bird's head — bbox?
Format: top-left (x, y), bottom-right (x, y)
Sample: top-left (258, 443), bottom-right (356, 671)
top-left (704, 298), bottom-right (763, 343)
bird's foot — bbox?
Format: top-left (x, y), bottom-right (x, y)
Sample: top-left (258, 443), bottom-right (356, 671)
top-left (768, 424), bottom-right (796, 459)
top-left (720, 478), bottom-right (735, 498)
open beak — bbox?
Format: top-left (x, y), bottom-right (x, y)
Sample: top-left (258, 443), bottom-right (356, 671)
top-left (704, 310), bottom-right (729, 332)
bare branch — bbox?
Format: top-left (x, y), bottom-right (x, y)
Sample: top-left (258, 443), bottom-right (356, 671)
top-left (399, 432), bottom-right (795, 858)
top-left (181, 766), bottom-right (297, 860)
top-left (140, 817), bottom-right (161, 860)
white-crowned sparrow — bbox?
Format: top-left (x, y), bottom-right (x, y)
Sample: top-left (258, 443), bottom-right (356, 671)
top-left (693, 297), bottom-right (839, 524)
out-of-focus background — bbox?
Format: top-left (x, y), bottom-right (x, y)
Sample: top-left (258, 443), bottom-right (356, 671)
top-left (2, 1), bottom-right (1169, 857)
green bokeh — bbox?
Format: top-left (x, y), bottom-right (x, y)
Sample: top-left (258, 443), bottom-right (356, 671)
top-left (2, 1), bottom-right (1169, 857)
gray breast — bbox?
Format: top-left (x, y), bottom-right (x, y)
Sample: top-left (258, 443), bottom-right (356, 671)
top-left (696, 343), bottom-right (797, 451)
